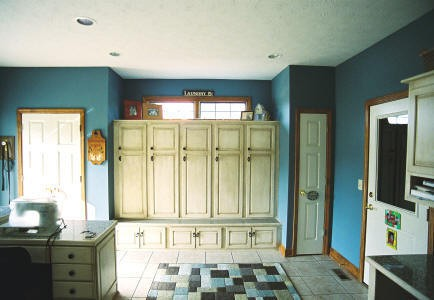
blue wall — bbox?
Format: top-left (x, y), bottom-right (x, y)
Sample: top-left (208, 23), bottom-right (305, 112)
top-left (271, 67), bottom-right (290, 247)
top-left (123, 79), bottom-right (272, 110)
top-left (332, 9), bottom-right (434, 266)
top-left (0, 67), bottom-right (123, 220)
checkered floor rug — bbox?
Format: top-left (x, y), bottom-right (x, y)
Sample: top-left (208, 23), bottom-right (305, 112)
top-left (146, 262), bottom-right (301, 299)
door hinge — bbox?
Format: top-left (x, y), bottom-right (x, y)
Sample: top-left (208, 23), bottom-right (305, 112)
top-left (80, 125), bottom-right (82, 132)
top-left (80, 176), bottom-right (82, 183)
top-left (427, 208), bottom-right (430, 222)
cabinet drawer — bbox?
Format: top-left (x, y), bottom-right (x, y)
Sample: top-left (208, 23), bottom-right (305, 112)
top-left (51, 247), bottom-right (93, 264)
top-left (53, 281), bottom-right (95, 299)
top-left (52, 264), bottom-right (93, 281)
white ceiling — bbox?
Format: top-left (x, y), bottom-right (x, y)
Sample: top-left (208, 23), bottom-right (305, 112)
top-left (0, 0), bottom-right (433, 80)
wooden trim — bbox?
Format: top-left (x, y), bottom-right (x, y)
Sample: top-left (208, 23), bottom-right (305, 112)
top-left (16, 108), bottom-right (87, 219)
top-left (278, 244), bottom-right (295, 257)
top-left (359, 90), bottom-right (409, 281)
top-left (330, 248), bottom-right (360, 280)
top-left (293, 108), bottom-right (333, 255)
top-left (142, 96), bottom-right (252, 118)
top-left (429, 208), bottom-right (434, 255)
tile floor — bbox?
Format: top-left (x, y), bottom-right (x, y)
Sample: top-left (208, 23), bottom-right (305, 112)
top-left (114, 249), bottom-right (368, 299)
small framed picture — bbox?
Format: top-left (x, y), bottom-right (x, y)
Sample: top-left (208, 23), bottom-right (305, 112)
top-left (386, 228), bottom-right (397, 250)
top-left (241, 111), bottom-right (254, 121)
top-left (142, 104), bottom-right (163, 120)
top-left (123, 100), bottom-right (142, 120)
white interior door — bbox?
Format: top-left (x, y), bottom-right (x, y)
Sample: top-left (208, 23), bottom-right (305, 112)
top-left (296, 113), bottom-right (327, 254)
top-left (21, 112), bottom-right (85, 219)
top-left (364, 99), bottom-right (428, 284)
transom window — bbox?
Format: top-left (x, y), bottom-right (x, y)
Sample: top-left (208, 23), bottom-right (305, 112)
top-left (142, 96), bottom-right (251, 120)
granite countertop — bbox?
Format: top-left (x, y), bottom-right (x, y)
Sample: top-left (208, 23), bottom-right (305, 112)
top-left (0, 206), bottom-right (10, 220)
top-left (367, 254), bottom-right (433, 300)
top-left (0, 219), bottom-right (117, 246)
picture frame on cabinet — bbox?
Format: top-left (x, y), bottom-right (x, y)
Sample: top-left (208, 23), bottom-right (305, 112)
top-left (123, 100), bottom-right (142, 120)
top-left (143, 103), bottom-right (163, 120)
top-left (241, 111), bottom-right (254, 121)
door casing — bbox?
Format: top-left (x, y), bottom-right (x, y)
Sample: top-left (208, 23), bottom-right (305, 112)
top-left (17, 108), bottom-right (86, 218)
top-left (293, 109), bottom-right (332, 255)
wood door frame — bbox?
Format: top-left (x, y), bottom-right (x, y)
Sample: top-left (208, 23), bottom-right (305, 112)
top-left (359, 90), bottom-right (408, 281)
top-left (17, 108), bottom-right (86, 218)
top-left (293, 108), bottom-right (332, 255)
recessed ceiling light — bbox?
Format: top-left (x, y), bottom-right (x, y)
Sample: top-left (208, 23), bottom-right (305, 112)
top-left (76, 17), bottom-right (96, 26)
top-left (268, 53), bottom-right (282, 59)
top-left (109, 52), bottom-right (120, 57)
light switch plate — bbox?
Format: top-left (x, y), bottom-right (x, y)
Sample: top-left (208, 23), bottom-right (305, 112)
top-left (0, 136), bottom-right (15, 160)
top-left (358, 179), bottom-right (363, 191)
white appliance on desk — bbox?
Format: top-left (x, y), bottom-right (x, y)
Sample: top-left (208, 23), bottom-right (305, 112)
top-left (1, 197), bottom-right (60, 236)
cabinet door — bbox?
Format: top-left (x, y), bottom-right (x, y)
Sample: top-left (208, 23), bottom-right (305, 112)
top-left (180, 124), bottom-right (212, 218)
top-left (114, 123), bottom-right (147, 218)
top-left (213, 124), bottom-right (244, 218)
top-left (245, 125), bottom-right (275, 217)
top-left (196, 227), bottom-right (222, 249)
top-left (225, 227), bottom-right (251, 249)
top-left (141, 227), bottom-right (166, 249)
top-left (407, 90), bottom-right (434, 175)
top-left (147, 124), bottom-right (179, 218)
top-left (168, 227), bottom-right (195, 249)
top-left (115, 155), bottom-right (147, 218)
top-left (115, 223), bottom-right (140, 249)
top-left (252, 226), bottom-right (277, 248)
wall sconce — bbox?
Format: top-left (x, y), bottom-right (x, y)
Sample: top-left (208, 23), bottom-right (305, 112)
top-left (87, 130), bottom-right (106, 165)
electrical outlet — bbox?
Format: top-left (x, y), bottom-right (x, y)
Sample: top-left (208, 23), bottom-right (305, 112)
top-left (358, 179), bottom-right (363, 191)
top-left (0, 136), bottom-right (15, 160)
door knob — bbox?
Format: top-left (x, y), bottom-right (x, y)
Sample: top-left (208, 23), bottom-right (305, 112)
top-left (369, 192), bottom-right (374, 198)
top-left (366, 204), bottom-right (374, 210)
top-left (299, 189), bottom-right (306, 196)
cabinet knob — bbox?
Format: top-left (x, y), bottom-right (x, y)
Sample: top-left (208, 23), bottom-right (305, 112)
top-left (119, 156), bottom-right (122, 161)
top-left (140, 231), bottom-right (144, 237)
top-left (183, 156), bottom-right (186, 162)
top-left (118, 146), bottom-right (122, 150)
top-left (151, 155), bottom-right (154, 161)
top-left (183, 147), bottom-right (186, 150)
top-left (215, 147), bottom-right (219, 151)
top-left (248, 147), bottom-right (251, 151)
top-left (69, 288), bottom-right (76, 295)
top-left (135, 232), bottom-right (140, 237)
top-left (150, 146), bottom-right (154, 150)
top-left (247, 156), bottom-right (251, 162)
top-left (248, 232), bottom-right (252, 238)
top-left (215, 156), bottom-right (219, 162)
top-left (68, 270), bottom-right (75, 277)
top-left (68, 253), bottom-right (74, 259)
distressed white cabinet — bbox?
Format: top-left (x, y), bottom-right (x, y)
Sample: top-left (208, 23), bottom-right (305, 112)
top-left (115, 223), bottom-right (166, 249)
top-left (180, 124), bottom-right (212, 218)
top-left (114, 123), bottom-right (147, 218)
top-left (213, 124), bottom-right (244, 218)
top-left (245, 124), bottom-right (276, 217)
top-left (225, 226), bottom-right (277, 249)
top-left (402, 70), bottom-right (434, 207)
top-left (168, 226), bottom-right (222, 249)
top-left (147, 123), bottom-right (179, 217)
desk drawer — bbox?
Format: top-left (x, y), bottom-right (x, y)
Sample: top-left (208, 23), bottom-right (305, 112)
top-left (51, 247), bottom-right (93, 264)
top-left (53, 281), bottom-right (95, 299)
top-left (52, 264), bottom-right (93, 281)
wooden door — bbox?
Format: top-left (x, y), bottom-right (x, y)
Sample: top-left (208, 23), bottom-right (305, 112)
top-left (213, 124), bottom-right (243, 218)
top-left (180, 123), bottom-right (212, 218)
top-left (20, 111), bottom-right (85, 219)
top-left (296, 113), bottom-right (327, 254)
top-left (245, 125), bottom-right (275, 217)
top-left (147, 123), bottom-right (179, 218)
top-left (225, 227), bottom-right (251, 249)
top-left (114, 123), bottom-right (147, 218)
top-left (252, 227), bottom-right (277, 248)
top-left (115, 223), bottom-right (140, 249)
top-left (196, 227), bottom-right (222, 249)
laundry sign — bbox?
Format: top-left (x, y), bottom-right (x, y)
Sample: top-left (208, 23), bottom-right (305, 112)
top-left (183, 90), bottom-right (215, 96)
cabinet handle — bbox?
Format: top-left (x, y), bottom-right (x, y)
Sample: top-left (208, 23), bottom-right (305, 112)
top-left (69, 288), bottom-right (76, 295)
top-left (251, 231), bottom-right (256, 236)
top-left (183, 156), bottom-right (186, 162)
top-left (140, 231), bottom-right (144, 237)
top-left (215, 147), bottom-right (219, 151)
top-left (248, 232), bottom-right (252, 238)
top-left (119, 156), bottom-right (122, 162)
top-left (150, 146), bottom-right (154, 150)
top-left (183, 147), bottom-right (186, 150)
top-left (68, 253), bottom-right (75, 259)
top-left (135, 232), bottom-right (140, 237)
top-left (247, 156), bottom-right (251, 162)
top-left (195, 232), bottom-right (200, 237)
top-left (248, 147), bottom-right (251, 151)
top-left (215, 156), bottom-right (219, 162)
top-left (151, 155), bottom-right (154, 162)
top-left (192, 232), bottom-right (197, 238)
top-left (68, 270), bottom-right (75, 277)
top-left (118, 146), bottom-right (122, 150)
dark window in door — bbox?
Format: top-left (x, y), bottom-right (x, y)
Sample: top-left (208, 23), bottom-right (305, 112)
top-left (377, 117), bottom-right (415, 212)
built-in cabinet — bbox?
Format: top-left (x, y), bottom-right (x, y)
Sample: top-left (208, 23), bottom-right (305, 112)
top-left (115, 223), bottom-right (166, 249)
top-left (114, 120), bottom-right (279, 219)
top-left (169, 226), bottom-right (222, 249)
top-left (225, 226), bottom-right (277, 249)
top-left (402, 70), bottom-right (434, 207)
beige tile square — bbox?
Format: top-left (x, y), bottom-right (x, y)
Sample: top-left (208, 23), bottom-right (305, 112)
top-left (117, 277), bottom-right (140, 298)
top-left (291, 261), bottom-right (330, 276)
top-left (117, 262), bottom-right (146, 277)
top-left (142, 263), bottom-right (159, 278)
top-left (302, 275), bottom-right (347, 295)
top-left (231, 250), bottom-right (261, 263)
top-left (177, 250), bottom-right (205, 263)
top-left (285, 255), bottom-right (316, 262)
top-left (132, 277), bottom-right (153, 298)
top-left (338, 279), bottom-right (368, 294)
top-left (289, 276), bottom-right (313, 296)
top-left (148, 250), bottom-right (179, 263)
top-left (257, 249), bottom-right (286, 262)
top-left (122, 250), bottom-right (152, 263)
top-left (206, 251), bottom-right (233, 263)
